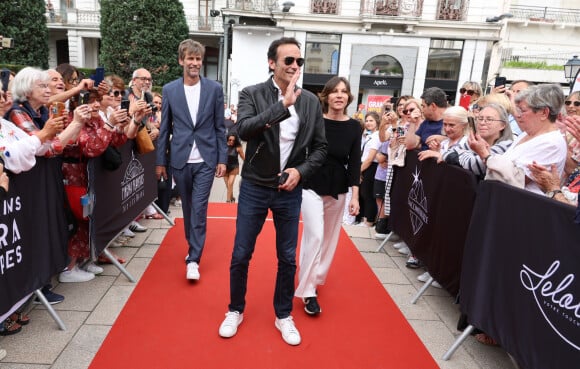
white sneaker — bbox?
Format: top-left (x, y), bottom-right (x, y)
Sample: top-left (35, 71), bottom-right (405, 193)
top-left (374, 232), bottom-right (387, 239)
top-left (417, 271), bottom-right (431, 282)
top-left (398, 245), bottom-right (410, 255)
top-left (432, 280), bottom-right (443, 289)
top-left (129, 221), bottom-right (147, 233)
top-left (219, 311), bottom-right (244, 338)
top-left (275, 316), bottom-right (301, 346)
top-left (393, 241), bottom-right (405, 249)
top-left (174, 199), bottom-right (182, 207)
top-left (122, 228), bottom-right (135, 237)
top-left (186, 262), bottom-right (200, 280)
top-left (82, 261), bottom-right (104, 275)
top-left (59, 265), bottom-right (95, 283)
top-left (0, 348), bottom-right (6, 361)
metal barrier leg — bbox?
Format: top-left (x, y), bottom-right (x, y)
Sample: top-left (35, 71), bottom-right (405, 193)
top-left (34, 289), bottom-right (66, 331)
top-left (375, 231), bottom-right (394, 253)
top-left (102, 248), bottom-right (136, 283)
top-left (150, 202), bottom-right (175, 226)
top-left (443, 324), bottom-right (475, 360)
top-left (411, 276), bottom-right (434, 304)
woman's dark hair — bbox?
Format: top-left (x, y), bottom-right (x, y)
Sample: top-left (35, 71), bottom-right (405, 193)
top-left (364, 111), bottom-right (380, 129)
top-left (227, 133), bottom-right (242, 147)
top-left (318, 76), bottom-right (353, 114)
top-left (55, 63), bottom-right (79, 87)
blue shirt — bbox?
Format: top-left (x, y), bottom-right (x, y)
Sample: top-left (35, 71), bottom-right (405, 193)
top-left (415, 119), bottom-right (443, 151)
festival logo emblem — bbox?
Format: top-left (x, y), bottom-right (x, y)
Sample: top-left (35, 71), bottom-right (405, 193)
top-left (120, 154), bottom-right (145, 213)
top-left (408, 167), bottom-right (428, 235)
top-left (520, 260), bottom-right (580, 350)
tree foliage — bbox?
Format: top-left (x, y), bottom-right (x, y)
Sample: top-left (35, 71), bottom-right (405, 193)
top-left (0, 0), bottom-right (49, 68)
top-left (100, 0), bottom-right (189, 86)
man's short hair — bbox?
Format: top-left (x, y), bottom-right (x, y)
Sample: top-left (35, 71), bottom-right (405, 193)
top-left (421, 87), bottom-right (448, 108)
top-left (266, 37), bottom-right (301, 73)
top-left (178, 39), bottom-right (205, 61)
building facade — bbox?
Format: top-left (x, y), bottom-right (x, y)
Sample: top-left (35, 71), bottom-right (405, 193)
top-left (45, 0), bottom-right (579, 114)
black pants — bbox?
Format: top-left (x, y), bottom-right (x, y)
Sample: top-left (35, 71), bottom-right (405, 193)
top-left (358, 162), bottom-right (378, 223)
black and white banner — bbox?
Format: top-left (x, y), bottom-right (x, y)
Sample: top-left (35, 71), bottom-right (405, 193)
top-left (460, 180), bottom-right (580, 369)
top-left (390, 150), bottom-right (478, 296)
top-left (0, 157), bottom-right (68, 315)
top-left (90, 141), bottom-right (157, 257)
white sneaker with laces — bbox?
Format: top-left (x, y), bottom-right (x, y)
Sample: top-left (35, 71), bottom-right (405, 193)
top-left (82, 261), bottom-right (104, 275)
top-left (186, 262), bottom-right (200, 280)
top-left (219, 311), bottom-right (244, 338)
top-left (122, 228), bottom-right (135, 237)
top-left (417, 271), bottom-right (431, 282)
top-left (59, 265), bottom-right (95, 283)
top-left (275, 316), bottom-right (301, 346)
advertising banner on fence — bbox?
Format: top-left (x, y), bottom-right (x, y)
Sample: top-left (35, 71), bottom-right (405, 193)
top-left (0, 158), bottom-right (68, 316)
top-left (90, 141), bottom-right (157, 257)
top-left (390, 150), bottom-right (477, 296)
top-left (460, 180), bottom-right (580, 369)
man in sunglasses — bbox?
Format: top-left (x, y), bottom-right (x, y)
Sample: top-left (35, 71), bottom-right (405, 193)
top-left (218, 37), bottom-right (327, 346)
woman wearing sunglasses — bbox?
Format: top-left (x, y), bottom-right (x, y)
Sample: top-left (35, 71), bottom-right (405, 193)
top-left (459, 81), bottom-right (483, 110)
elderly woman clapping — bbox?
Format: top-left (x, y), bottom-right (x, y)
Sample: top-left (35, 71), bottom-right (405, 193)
top-left (418, 106), bottom-right (470, 162)
top-left (470, 84), bottom-right (567, 195)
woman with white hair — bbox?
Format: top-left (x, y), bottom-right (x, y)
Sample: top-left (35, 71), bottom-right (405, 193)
top-left (417, 106), bottom-right (470, 162)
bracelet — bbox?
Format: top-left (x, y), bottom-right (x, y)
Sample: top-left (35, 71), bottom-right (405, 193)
top-left (104, 122), bottom-right (115, 130)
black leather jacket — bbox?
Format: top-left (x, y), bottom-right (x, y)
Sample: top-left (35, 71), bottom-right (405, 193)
top-left (237, 77), bottom-right (327, 188)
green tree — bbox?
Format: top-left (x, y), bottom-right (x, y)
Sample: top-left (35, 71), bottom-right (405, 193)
top-left (100, 0), bottom-right (189, 86)
top-left (0, 0), bottom-right (49, 68)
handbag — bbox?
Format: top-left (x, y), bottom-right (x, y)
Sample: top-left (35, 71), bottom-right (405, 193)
top-left (485, 155), bottom-right (525, 188)
top-left (64, 184), bottom-right (88, 220)
top-left (135, 125), bottom-right (155, 154)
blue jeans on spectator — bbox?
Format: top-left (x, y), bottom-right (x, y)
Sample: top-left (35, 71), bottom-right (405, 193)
top-left (228, 180), bottom-right (302, 318)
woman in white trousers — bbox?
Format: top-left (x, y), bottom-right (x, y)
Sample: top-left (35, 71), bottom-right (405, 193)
top-left (295, 76), bottom-right (361, 315)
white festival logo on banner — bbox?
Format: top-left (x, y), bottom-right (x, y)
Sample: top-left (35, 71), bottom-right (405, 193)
top-left (520, 260), bottom-right (580, 350)
top-left (407, 167), bottom-right (428, 235)
top-left (120, 153), bottom-right (146, 213)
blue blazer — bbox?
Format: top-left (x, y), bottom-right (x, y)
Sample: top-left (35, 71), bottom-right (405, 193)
top-left (156, 77), bottom-right (226, 170)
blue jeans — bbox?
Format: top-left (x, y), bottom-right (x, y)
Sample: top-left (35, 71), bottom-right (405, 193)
top-left (228, 180), bottom-right (302, 318)
top-left (172, 162), bottom-right (215, 264)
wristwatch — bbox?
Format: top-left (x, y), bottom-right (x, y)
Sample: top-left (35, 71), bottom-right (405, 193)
top-left (546, 189), bottom-right (562, 198)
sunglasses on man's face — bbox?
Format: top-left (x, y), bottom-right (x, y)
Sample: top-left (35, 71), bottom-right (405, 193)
top-left (283, 56), bottom-right (305, 67)
top-left (565, 100), bottom-right (580, 107)
top-left (459, 88), bottom-right (476, 96)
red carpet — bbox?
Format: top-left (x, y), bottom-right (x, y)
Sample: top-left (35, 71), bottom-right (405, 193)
top-left (90, 203), bottom-right (438, 369)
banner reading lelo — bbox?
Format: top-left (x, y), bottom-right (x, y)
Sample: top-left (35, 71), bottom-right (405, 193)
top-left (460, 181), bottom-right (580, 369)
top-left (89, 141), bottom-right (157, 257)
top-left (390, 150), bottom-right (478, 296)
top-left (0, 158), bottom-right (68, 315)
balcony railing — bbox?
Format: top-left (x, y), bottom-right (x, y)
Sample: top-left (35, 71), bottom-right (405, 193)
top-left (311, 0), bottom-right (339, 15)
top-left (509, 5), bottom-right (580, 24)
top-left (46, 10), bottom-right (222, 33)
top-left (224, 0), bottom-right (277, 12)
top-left (436, 0), bottom-right (467, 21)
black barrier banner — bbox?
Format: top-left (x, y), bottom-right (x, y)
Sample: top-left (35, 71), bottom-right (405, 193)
top-left (90, 141), bottom-right (157, 257)
top-left (460, 180), bottom-right (580, 369)
top-left (390, 150), bottom-right (477, 296)
top-left (0, 158), bottom-right (68, 315)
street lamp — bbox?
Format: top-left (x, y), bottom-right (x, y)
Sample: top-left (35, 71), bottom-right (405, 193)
top-left (485, 13), bottom-right (513, 23)
top-left (564, 55), bottom-right (580, 84)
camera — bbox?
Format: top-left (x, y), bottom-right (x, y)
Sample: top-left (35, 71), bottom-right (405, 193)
top-left (143, 92), bottom-right (158, 113)
top-left (78, 90), bottom-right (90, 105)
top-left (396, 127), bottom-right (405, 136)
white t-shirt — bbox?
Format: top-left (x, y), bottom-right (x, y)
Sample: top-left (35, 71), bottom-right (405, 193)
top-left (361, 131), bottom-right (381, 163)
top-left (502, 129), bottom-right (567, 195)
top-left (184, 83), bottom-right (203, 163)
top-left (272, 80), bottom-right (299, 170)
